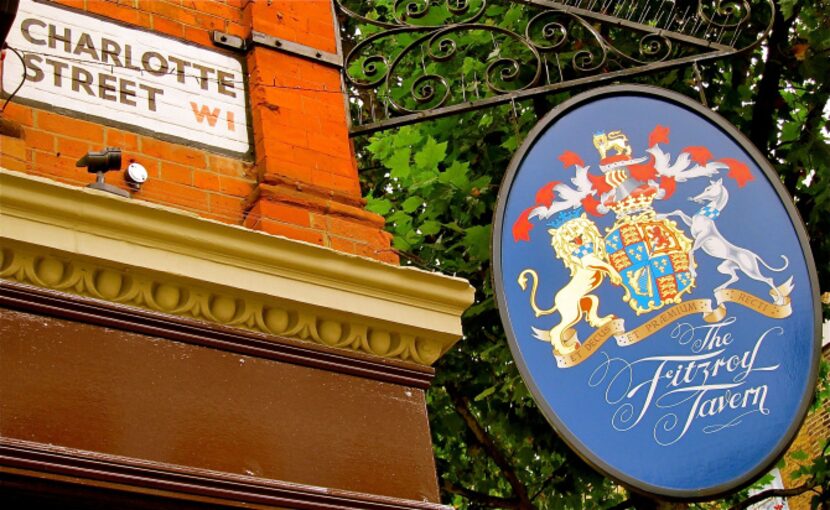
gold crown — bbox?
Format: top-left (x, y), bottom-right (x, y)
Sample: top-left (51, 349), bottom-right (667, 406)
top-left (608, 188), bottom-right (658, 216)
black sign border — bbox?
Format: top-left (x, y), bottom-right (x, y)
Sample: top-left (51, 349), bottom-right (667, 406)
top-left (492, 84), bottom-right (822, 501)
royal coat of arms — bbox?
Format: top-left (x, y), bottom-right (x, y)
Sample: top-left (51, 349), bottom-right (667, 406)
top-left (511, 125), bottom-right (794, 367)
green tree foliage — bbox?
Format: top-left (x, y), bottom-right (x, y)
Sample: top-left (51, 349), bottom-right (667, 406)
top-left (354, 1), bottom-right (830, 508)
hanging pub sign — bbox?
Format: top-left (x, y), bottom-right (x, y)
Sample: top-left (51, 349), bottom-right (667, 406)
top-left (1, 0), bottom-right (250, 156)
top-left (493, 85), bottom-right (820, 499)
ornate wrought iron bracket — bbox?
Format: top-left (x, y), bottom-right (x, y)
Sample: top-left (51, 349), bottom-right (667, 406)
top-left (335, 0), bottom-right (776, 136)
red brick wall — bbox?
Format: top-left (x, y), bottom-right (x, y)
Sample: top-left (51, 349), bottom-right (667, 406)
top-left (0, 0), bottom-right (396, 263)
top-left (781, 345), bottom-right (829, 510)
top-left (56, 0), bottom-right (248, 47)
top-left (1, 104), bottom-right (253, 223)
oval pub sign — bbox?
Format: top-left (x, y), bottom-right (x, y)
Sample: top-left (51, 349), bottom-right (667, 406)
top-left (493, 85), bottom-right (820, 499)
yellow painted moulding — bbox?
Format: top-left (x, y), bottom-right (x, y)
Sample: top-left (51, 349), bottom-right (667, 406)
top-left (0, 168), bottom-right (476, 365)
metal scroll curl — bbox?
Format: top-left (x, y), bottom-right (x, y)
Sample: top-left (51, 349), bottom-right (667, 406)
top-left (605, 30), bottom-right (674, 68)
top-left (524, 10), bottom-right (607, 73)
top-left (335, 0), bottom-right (488, 29)
top-left (698, 0), bottom-right (753, 29)
top-left (384, 25), bottom-right (541, 113)
top-left (346, 24), bottom-right (543, 116)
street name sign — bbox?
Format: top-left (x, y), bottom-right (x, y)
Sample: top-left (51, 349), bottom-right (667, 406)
top-left (2, 0), bottom-right (250, 155)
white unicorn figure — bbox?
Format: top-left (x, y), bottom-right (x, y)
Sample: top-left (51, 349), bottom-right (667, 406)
top-left (661, 178), bottom-right (792, 304)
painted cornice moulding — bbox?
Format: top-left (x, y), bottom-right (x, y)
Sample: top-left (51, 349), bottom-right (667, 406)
top-left (0, 169), bottom-right (475, 365)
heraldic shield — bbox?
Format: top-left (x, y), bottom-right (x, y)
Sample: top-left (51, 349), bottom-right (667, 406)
top-left (605, 213), bottom-right (695, 315)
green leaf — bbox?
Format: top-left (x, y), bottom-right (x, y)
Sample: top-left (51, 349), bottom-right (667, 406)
top-left (443, 221), bottom-right (465, 233)
top-left (501, 134), bottom-right (520, 152)
top-left (471, 175), bottom-right (492, 190)
top-left (410, 171), bottom-right (438, 191)
top-left (414, 136), bottom-right (448, 170)
top-left (420, 220), bottom-right (442, 236)
top-left (391, 235), bottom-right (411, 251)
top-left (394, 125), bottom-right (423, 148)
top-left (462, 57), bottom-right (479, 75)
top-left (474, 385), bottom-right (497, 401)
top-left (404, 228), bottom-right (422, 245)
top-left (365, 197), bottom-right (393, 216)
top-left (502, 5), bottom-right (523, 27)
top-left (366, 134), bottom-right (392, 160)
top-left (461, 225), bottom-right (491, 261)
top-left (402, 196), bottom-right (423, 213)
top-left (790, 450), bottom-right (809, 461)
top-left (780, 0), bottom-right (797, 19)
top-left (387, 147), bottom-right (412, 179)
top-left (439, 160), bottom-right (470, 190)
top-left (387, 210), bottom-right (412, 229)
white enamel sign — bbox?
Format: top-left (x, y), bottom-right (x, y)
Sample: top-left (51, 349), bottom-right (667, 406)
top-left (2, 0), bottom-right (250, 155)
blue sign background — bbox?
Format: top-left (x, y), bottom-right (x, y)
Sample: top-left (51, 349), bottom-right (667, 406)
top-left (496, 89), bottom-right (819, 497)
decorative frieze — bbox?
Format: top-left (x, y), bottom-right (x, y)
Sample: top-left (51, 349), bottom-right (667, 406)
top-left (0, 168), bottom-right (474, 365)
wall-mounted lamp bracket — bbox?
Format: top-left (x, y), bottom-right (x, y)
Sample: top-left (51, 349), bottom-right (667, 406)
top-left (77, 147), bottom-right (129, 198)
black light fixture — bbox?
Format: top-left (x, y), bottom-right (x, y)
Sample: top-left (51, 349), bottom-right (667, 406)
top-left (77, 147), bottom-right (130, 198)
top-left (0, 0), bottom-right (20, 50)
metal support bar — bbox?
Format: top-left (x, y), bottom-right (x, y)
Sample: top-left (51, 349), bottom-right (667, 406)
top-left (212, 31), bottom-right (246, 51)
top-left (251, 31), bottom-right (342, 68)
top-left (212, 30), bottom-right (343, 68)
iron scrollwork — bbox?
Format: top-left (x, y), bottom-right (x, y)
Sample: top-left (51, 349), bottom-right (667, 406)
top-left (336, 0), bottom-right (776, 135)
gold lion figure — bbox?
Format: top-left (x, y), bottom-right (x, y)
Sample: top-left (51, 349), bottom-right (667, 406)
top-left (518, 216), bottom-right (622, 355)
top-left (592, 130), bottom-right (632, 160)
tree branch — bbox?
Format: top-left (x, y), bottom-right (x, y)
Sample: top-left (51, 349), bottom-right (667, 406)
top-left (445, 383), bottom-right (535, 509)
top-left (629, 493), bottom-right (688, 510)
top-left (442, 480), bottom-right (522, 509)
top-left (605, 498), bottom-right (635, 510)
top-left (529, 463), bottom-right (568, 501)
top-left (726, 482), bottom-right (819, 510)
top-left (748, 4), bottom-right (801, 152)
